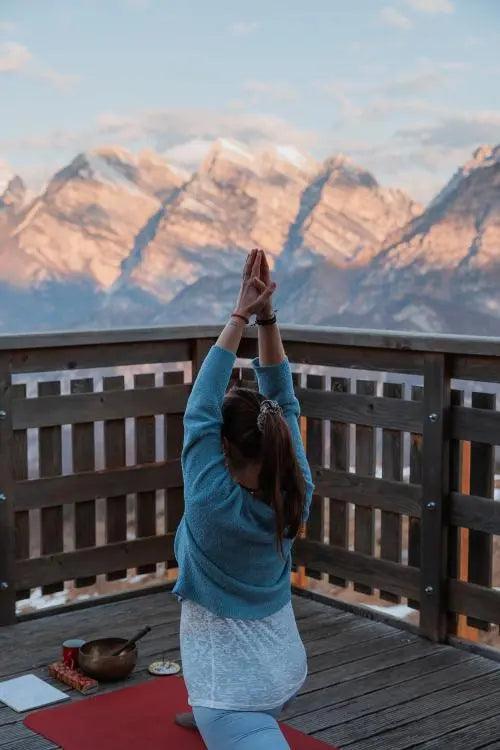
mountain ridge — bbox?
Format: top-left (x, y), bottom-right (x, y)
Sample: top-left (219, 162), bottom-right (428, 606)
top-left (0, 140), bottom-right (498, 334)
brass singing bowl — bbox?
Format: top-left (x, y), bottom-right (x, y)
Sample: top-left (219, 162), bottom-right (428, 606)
top-left (78, 638), bottom-right (137, 682)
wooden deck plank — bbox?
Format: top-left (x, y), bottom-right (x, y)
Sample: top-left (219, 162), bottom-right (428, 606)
top-left (0, 721), bottom-right (58, 748)
top-left (316, 672), bottom-right (500, 748)
top-left (405, 714), bottom-right (500, 750)
top-left (341, 688), bottom-right (500, 750)
top-left (284, 647), bottom-right (472, 721)
top-left (0, 590), bottom-right (499, 750)
top-left (306, 626), bottom-right (415, 670)
top-left (290, 655), bottom-right (493, 734)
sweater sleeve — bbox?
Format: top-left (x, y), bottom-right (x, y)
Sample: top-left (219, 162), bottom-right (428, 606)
top-left (251, 355), bottom-right (315, 524)
top-left (181, 344), bottom-right (237, 505)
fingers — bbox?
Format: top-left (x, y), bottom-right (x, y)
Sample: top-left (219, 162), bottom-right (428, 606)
top-left (261, 250), bottom-right (271, 285)
top-left (250, 248), bottom-right (262, 279)
top-left (254, 285), bottom-right (274, 307)
top-left (253, 279), bottom-right (274, 299)
top-left (244, 249), bottom-right (257, 280)
top-left (251, 277), bottom-right (266, 291)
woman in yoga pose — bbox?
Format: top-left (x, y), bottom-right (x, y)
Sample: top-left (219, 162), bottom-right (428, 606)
top-left (171, 248), bottom-right (315, 749)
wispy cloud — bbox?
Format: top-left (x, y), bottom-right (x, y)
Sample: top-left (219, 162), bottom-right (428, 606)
top-left (162, 138), bottom-right (213, 170)
top-left (405, 0), bottom-right (454, 13)
top-left (96, 108), bottom-right (316, 152)
top-left (0, 42), bottom-right (31, 72)
top-left (0, 107), bottom-right (317, 157)
top-left (379, 6), bottom-right (413, 29)
top-left (230, 21), bottom-right (259, 36)
top-left (0, 21), bottom-right (16, 34)
top-left (383, 70), bottom-right (447, 96)
top-left (0, 41), bottom-right (79, 91)
top-left (397, 111), bottom-right (500, 148)
top-left (0, 157), bottom-right (14, 192)
top-left (36, 67), bottom-right (79, 92)
top-left (318, 58), bottom-right (464, 125)
top-left (243, 80), bottom-right (298, 103)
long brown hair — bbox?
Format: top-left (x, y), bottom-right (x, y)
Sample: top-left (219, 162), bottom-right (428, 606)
top-left (221, 385), bottom-right (306, 559)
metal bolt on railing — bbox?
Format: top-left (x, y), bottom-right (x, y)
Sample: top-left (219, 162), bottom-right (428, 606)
top-left (0, 410), bottom-right (6, 420)
top-left (428, 413), bottom-right (438, 423)
top-left (426, 501), bottom-right (437, 510)
top-left (424, 585), bottom-right (434, 594)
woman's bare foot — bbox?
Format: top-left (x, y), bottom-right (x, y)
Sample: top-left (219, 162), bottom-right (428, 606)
top-left (174, 711), bottom-right (198, 730)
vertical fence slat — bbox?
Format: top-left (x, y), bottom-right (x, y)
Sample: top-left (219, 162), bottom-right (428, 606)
top-left (164, 371), bottom-right (185, 573)
top-left (467, 391), bottom-right (495, 630)
top-left (134, 373), bottom-right (157, 575)
top-left (71, 378), bottom-right (96, 588)
top-left (329, 377), bottom-right (350, 587)
top-left (380, 382), bottom-right (403, 603)
top-left (420, 353), bottom-right (450, 642)
top-left (354, 379), bottom-right (376, 595)
top-left (230, 367), bottom-right (240, 387)
top-left (291, 371), bottom-right (302, 578)
top-left (192, 338), bottom-right (215, 383)
top-left (240, 367), bottom-right (255, 385)
top-left (305, 374), bottom-right (325, 581)
top-left (408, 384), bottom-right (424, 610)
top-left (447, 388), bottom-right (464, 635)
top-left (0, 355), bottom-right (16, 624)
top-left (39, 380), bottom-right (63, 596)
top-left (12, 383), bottom-right (29, 602)
top-left (104, 375), bottom-right (127, 581)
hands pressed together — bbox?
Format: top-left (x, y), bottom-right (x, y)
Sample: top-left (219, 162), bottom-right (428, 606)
top-left (216, 246), bottom-right (284, 360)
top-left (233, 248), bottom-right (276, 321)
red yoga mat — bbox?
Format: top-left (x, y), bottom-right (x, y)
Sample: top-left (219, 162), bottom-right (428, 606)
top-left (24, 676), bottom-right (337, 749)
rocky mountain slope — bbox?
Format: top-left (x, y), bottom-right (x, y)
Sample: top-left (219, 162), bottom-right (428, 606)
top-left (278, 154), bottom-right (420, 270)
top-left (0, 141), bottom-right (498, 334)
top-left (109, 140), bottom-right (420, 319)
top-left (0, 176), bottom-right (27, 233)
top-left (122, 139), bottom-right (319, 303)
top-left (0, 146), bottom-right (186, 290)
top-left (348, 144), bottom-right (500, 333)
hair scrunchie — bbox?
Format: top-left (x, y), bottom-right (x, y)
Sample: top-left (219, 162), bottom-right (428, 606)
top-left (256, 399), bottom-right (283, 432)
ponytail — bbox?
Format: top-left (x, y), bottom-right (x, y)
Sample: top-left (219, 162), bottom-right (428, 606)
top-left (258, 410), bottom-right (306, 560)
top-left (222, 386), bottom-right (307, 559)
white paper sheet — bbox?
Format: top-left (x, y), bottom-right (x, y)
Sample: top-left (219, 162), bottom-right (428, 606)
top-left (0, 674), bottom-right (70, 712)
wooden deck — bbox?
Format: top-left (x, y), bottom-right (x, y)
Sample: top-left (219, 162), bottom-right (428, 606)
top-left (1, 589), bottom-right (499, 750)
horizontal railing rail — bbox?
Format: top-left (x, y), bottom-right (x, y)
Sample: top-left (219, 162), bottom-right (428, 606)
top-left (0, 325), bottom-right (498, 647)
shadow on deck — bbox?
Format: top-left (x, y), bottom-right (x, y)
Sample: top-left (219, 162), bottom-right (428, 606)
top-left (1, 588), bottom-right (499, 750)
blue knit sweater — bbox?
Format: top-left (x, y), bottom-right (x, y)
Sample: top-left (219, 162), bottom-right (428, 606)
top-left (169, 344), bottom-right (315, 619)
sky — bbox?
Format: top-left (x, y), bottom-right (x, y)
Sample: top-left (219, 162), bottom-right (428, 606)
top-left (0, 0), bottom-right (499, 203)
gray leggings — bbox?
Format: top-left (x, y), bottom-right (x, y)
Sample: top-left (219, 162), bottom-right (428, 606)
top-left (192, 691), bottom-right (298, 749)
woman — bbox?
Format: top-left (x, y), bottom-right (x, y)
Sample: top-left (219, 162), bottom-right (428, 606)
top-left (170, 248), bottom-right (315, 749)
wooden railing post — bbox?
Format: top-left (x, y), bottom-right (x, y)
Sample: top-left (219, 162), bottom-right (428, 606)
top-left (191, 338), bottom-right (216, 383)
top-left (420, 352), bottom-right (451, 642)
top-left (0, 353), bottom-right (16, 625)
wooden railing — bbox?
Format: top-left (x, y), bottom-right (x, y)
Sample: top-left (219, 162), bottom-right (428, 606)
top-left (0, 325), bottom-right (499, 644)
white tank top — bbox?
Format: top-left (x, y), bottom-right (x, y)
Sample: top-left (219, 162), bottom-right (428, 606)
top-left (178, 596), bottom-right (308, 711)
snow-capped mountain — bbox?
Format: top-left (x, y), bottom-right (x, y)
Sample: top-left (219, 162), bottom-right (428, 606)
top-left (352, 144), bottom-right (500, 333)
top-left (279, 154), bottom-right (421, 270)
top-left (0, 141), bottom-right (498, 334)
top-left (123, 138), bottom-right (319, 303)
top-left (0, 146), bottom-right (185, 290)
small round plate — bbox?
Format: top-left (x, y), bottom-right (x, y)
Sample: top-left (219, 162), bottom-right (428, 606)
top-left (148, 660), bottom-right (181, 676)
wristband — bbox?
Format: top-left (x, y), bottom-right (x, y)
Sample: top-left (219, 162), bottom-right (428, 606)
top-left (256, 309), bottom-right (277, 326)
